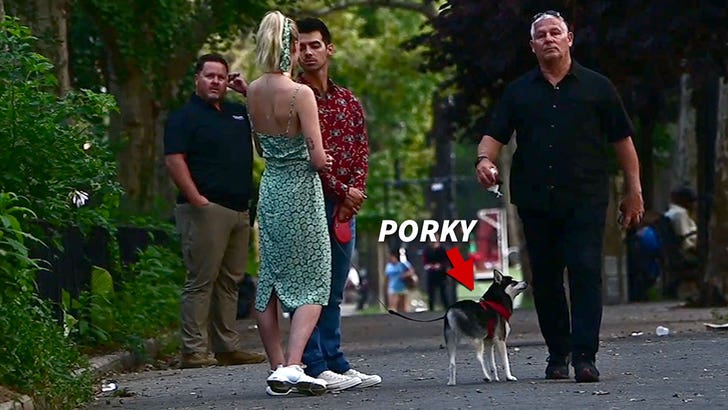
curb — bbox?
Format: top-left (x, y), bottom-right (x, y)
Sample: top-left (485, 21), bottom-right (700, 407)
top-left (0, 395), bottom-right (33, 410)
top-left (0, 337), bottom-right (160, 410)
top-left (89, 337), bottom-right (160, 376)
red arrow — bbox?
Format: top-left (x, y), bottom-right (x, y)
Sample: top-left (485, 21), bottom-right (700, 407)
top-left (446, 248), bottom-right (474, 291)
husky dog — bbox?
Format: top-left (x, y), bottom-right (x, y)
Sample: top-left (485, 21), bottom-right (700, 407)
top-left (388, 270), bottom-right (528, 385)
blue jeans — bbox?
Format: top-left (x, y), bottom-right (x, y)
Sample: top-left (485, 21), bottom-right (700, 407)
top-left (303, 199), bottom-right (354, 376)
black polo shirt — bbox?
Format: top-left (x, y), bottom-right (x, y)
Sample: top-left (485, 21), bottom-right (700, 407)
top-left (164, 94), bottom-right (253, 211)
top-left (485, 61), bottom-right (634, 212)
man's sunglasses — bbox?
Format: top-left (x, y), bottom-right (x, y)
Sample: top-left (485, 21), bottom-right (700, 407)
top-left (532, 10), bottom-right (563, 22)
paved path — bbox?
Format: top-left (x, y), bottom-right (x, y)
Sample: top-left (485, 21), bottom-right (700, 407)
top-left (88, 302), bottom-right (728, 409)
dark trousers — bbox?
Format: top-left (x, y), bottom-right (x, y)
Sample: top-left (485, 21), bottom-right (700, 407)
top-left (519, 203), bottom-right (607, 361)
top-left (426, 270), bottom-right (450, 311)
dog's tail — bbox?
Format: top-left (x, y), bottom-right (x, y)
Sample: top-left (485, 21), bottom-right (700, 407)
top-left (387, 309), bottom-right (446, 322)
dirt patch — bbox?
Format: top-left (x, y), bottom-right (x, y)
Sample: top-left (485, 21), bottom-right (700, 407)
top-left (0, 385), bottom-right (21, 403)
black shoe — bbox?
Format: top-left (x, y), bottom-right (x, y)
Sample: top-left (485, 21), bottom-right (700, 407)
top-left (573, 356), bottom-right (600, 383)
top-left (545, 355), bottom-right (570, 380)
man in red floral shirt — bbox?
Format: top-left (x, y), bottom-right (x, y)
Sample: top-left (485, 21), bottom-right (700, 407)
top-left (296, 17), bottom-right (380, 392)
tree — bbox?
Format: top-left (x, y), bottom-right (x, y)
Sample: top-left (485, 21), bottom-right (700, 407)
top-left (5, 0), bottom-right (72, 94)
top-left (418, 0), bottom-right (728, 304)
top-left (0, 17), bottom-right (119, 226)
top-left (302, 0), bottom-right (438, 19)
top-left (299, 2), bottom-right (460, 226)
top-left (705, 80), bottom-right (728, 304)
top-left (68, 0), bottom-right (284, 213)
top-left (315, 9), bottom-right (441, 229)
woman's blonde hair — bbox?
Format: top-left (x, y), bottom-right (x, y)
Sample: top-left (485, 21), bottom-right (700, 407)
top-left (255, 11), bottom-right (299, 73)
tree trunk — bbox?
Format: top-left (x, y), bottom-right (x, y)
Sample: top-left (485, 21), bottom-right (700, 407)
top-left (702, 77), bottom-right (728, 306)
top-left (674, 74), bottom-right (698, 191)
top-left (106, 65), bottom-right (174, 213)
top-left (6, 0), bottom-right (71, 95)
top-left (429, 95), bottom-right (454, 222)
top-left (1, 0), bottom-right (5, 19)
top-left (637, 112), bottom-right (656, 210)
top-left (694, 66), bottom-right (720, 273)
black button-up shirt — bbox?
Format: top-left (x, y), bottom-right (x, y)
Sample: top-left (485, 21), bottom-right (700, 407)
top-left (485, 61), bottom-right (634, 212)
top-left (164, 94), bottom-right (253, 211)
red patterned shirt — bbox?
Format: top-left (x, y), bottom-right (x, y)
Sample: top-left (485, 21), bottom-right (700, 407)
top-left (297, 75), bottom-right (369, 201)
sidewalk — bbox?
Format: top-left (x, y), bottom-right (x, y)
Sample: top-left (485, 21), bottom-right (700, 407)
top-left (2, 301), bottom-right (726, 409)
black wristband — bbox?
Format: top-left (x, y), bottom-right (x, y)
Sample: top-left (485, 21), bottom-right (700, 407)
top-left (474, 155), bottom-right (489, 168)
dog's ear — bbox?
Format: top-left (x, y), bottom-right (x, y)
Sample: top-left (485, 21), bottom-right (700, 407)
top-left (493, 269), bottom-right (503, 284)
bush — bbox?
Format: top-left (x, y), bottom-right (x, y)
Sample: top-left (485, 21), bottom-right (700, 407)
top-left (0, 16), bottom-right (121, 228)
top-left (0, 193), bottom-right (93, 409)
top-left (0, 17), bottom-right (188, 406)
top-left (65, 244), bottom-right (186, 354)
top-left (111, 245), bottom-right (186, 352)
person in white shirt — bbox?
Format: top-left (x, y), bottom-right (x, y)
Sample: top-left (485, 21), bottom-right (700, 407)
top-left (664, 186), bottom-right (698, 256)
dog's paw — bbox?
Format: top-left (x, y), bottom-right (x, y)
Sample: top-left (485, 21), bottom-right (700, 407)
top-left (447, 380), bottom-right (456, 386)
top-left (506, 375), bottom-right (518, 381)
top-left (482, 377), bottom-right (492, 383)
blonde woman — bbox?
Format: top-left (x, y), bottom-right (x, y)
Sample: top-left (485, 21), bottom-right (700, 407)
top-left (248, 11), bottom-right (333, 396)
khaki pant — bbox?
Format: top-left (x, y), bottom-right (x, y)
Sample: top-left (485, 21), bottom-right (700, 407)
top-left (175, 202), bottom-right (250, 355)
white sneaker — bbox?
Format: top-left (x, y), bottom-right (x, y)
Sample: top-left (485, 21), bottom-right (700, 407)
top-left (266, 365), bottom-right (327, 396)
top-left (342, 368), bottom-right (382, 388)
top-left (316, 370), bottom-right (362, 392)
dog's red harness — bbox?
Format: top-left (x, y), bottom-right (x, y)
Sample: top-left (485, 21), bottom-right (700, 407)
top-left (479, 300), bottom-right (511, 339)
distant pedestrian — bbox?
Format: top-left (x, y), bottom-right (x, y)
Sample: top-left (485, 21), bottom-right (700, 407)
top-left (385, 249), bottom-right (414, 312)
top-left (664, 186), bottom-right (698, 262)
top-left (625, 211), bottom-right (661, 301)
top-left (423, 240), bottom-right (452, 311)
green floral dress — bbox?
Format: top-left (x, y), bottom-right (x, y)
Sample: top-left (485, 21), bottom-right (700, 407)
top-left (253, 86), bottom-right (332, 312)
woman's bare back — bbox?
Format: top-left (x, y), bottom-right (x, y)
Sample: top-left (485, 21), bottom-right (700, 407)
top-left (247, 74), bottom-right (303, 137)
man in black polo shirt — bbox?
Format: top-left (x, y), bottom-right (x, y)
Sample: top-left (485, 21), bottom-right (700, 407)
top-left (164, 53), bottom-right (264, 368)
top-left (475, 11), bottom-right (644, 383)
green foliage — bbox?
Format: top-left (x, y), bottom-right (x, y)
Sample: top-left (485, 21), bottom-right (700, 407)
top-left (72, 0), bottom-right (288, 95)
top-left (0, 192), bottom-right (93, 409)
top-left (0, 17), bottom-right (122, 228)
top-left (0, 193), bottom-right (40, 301)
top-left (286, 7), bottom-right (441, 230)
top-left (110, 245), bottom-right (186, 352)
top-left (63, 245), bottom-right (186, 354)
top-left (0, 301), bottom-right (94, 409)
top-left (230, 6), bottom-right (440, 228)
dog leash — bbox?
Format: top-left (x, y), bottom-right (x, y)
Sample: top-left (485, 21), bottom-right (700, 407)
top-left (333, 237), bottom-right (446, 323)
top-left (331, 215), bottom-right (440, 322)
top-left (386, 309), bottom-right (446, 323)
top-left (335, 238), bottom-right (426, 321)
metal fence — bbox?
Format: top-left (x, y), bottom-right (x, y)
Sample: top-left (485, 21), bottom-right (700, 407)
top-left (29, 222), bottom-right (170, 323)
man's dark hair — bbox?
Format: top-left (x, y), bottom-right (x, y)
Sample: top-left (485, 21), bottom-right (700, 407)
top-left (296, 17), bottom-right (332, 44)
top-left (195, 53), bottom-right (229, 74)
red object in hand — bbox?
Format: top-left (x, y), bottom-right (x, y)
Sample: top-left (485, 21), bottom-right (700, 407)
top-left (332, 205), bottom-right (352, 244)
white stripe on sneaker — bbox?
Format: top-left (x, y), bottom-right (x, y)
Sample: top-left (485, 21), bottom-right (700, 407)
top-left (316, 370), bottom-right (362, 391)
top-left (342, 369), bottom-right (382, 388)
top-left (266, 364), bottom-right (327, 396)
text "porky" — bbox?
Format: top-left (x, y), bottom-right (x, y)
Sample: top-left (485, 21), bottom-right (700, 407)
top-left (378, 220), bottom-right (478, 243)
